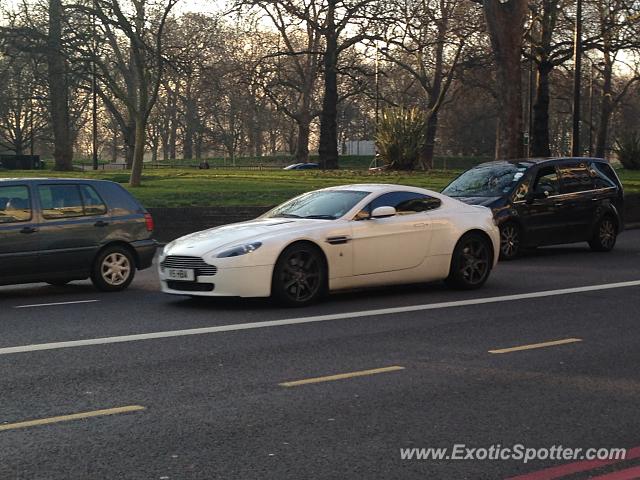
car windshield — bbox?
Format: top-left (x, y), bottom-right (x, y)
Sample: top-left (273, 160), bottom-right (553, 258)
top-left (443, 163), bottom-right (530, 198)
top-left (265, 190), bottom-right (370, 220)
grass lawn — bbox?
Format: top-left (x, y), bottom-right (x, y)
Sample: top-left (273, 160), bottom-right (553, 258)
top-left (1, 167), bottom-right (638, 208)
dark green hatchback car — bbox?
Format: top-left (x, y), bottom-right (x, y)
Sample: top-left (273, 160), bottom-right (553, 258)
top-left (0, 178), bottom-right (157, 291)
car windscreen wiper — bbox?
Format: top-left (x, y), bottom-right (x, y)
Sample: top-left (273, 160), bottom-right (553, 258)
top-left (302, 215), bottom-right (336, 220)
top-left (272, 213), bottom-right (303, 218)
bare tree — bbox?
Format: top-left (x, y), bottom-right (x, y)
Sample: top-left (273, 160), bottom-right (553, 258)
top-left (477, 0), bottom-right (528, 159)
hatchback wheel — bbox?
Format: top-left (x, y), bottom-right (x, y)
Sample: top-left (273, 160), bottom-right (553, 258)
top-left (91, 246), bottom-right (136, 292)
top-left (589, 216), bottom-right (617, 252)
top-left (499, 223), bottom-right (521, 260)
top-left (446, 233), bottom-right (492, 290)
top-left (272, 243), bottom-right (326, 307)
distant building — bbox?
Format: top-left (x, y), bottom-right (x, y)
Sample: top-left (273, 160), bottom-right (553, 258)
top-left (343, 140), bottom-right (375, 156)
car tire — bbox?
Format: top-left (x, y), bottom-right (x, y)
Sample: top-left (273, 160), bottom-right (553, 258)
top-left (499, 222), bottom-right (522, 261)
top-left (446, 232), bottom-right (493, 290)
top-left (272, 243), bottom-right (327, 307)
top-left (47, 280), bottom-right (72, 287)
top-left (589, 215), bottom-right (618, 252)
top-left (91, 245), bottom-right (136, 292)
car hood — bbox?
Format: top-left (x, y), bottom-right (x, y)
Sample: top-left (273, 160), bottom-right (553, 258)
top-left (452, 196), bottom-right (502, 207)
top-left (163, 217), bottom-right (323, 257)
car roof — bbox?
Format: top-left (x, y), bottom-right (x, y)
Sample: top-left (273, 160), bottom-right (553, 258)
top-left (476, 157), bottom-right (610, 169)
top-left (0, 178), bottom-right (112, 184)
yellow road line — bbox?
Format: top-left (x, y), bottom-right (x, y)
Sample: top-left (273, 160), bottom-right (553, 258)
top-left (0, 405), bottom-right (146, 432)
top-left (280, 366), bottom-right (405, 387)
top-left (489, 338), bottom-right (583, 354)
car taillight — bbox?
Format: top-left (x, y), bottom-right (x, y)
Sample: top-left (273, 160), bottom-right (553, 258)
top-left (144, 213), bottom-right (154, 232)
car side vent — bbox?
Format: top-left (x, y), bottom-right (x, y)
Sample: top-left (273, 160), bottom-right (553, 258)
top-left (161, 256), bottom-right (218, 276)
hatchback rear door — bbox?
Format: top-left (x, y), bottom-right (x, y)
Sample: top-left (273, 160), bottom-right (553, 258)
top-left (557, 161), bottom-right (597, 242)
top-left (36, 183), bottom-right (111, 276)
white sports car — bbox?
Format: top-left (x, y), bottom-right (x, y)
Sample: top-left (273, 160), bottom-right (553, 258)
top-left (159, 184), bottom-right (500, 306)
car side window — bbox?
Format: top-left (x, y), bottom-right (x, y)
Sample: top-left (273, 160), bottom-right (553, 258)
top-left (0, 185), bottom-right (32, 223)
top-left (533, 167), bottom-right (560, 198)
top-left (589, 162), bottom-right (617, 189)
top-left (80, 185), bottom-right (108, 215)
top-left (39, 185), bottom-right (85, 219)
top-left (358, 191), bottom-right (442, 219)
top-left (558, 162), bottom-right (594, 194)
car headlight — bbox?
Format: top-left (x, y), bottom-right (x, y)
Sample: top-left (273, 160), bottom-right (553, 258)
top-left (216, 242), bottom-right (263, 258)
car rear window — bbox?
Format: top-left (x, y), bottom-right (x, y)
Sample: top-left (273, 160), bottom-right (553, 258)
top-left (0, 185), bottom-right (32, 223)
top-left (590, 162), bottom-right (618, 189)
top-left (80, 185), bottom-right (108, 215)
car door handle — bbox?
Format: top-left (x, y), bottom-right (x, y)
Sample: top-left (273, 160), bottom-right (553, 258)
top-left (413, 223), bottom-right (426, 228)
top-left (554, 202), bottom-right (565, 207)
top-left (20, 226), bottom-right (38, 234)
top-left (94, 220), bottom-right (109, 227)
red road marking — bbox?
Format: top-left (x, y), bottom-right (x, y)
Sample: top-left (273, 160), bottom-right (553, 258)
top-left (505, 446), bottom-right (640, 480)
top-left (588, 466), bottom-right (640, 480)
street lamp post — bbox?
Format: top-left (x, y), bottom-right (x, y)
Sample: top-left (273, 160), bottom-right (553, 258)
top-left (571, 0), bottom-right (583, 157)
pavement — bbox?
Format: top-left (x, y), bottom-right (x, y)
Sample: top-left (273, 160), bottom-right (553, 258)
top-left (1, 231), bottom-right (640, 480)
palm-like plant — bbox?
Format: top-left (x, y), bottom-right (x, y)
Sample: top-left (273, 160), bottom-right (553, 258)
top-left (375, 108), bottom-right (427, 171)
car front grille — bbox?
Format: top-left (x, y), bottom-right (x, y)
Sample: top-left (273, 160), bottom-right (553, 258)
top-left (161, 256), bottom-right (218, 276)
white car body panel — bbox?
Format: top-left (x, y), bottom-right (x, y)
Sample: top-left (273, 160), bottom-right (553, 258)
top-left (159, 184), bottom-right (500, 298)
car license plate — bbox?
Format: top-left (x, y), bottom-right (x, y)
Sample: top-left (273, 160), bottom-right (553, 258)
top-left (164, 268), bottom-right (195, 281)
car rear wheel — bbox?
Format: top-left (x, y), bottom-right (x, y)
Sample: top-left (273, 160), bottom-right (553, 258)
top-left (91, 246), bottom-right (136, 292)
top-left (446, 233), bottom-right (492, 290)
top-left (589, 216), bottom-right (617, 252)
top-left (499, 222), bottom-right (522, 260)
top-left (272, 243), bottom-right (326, 307)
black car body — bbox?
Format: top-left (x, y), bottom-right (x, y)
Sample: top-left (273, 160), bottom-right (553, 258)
top-left (442, 158), bottom-right (624, 259)
top-left (0, 178), bottom-right (156, 290)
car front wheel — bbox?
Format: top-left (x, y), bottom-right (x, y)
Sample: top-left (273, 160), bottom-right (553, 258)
top-left (272, 243), bottom-right (326, 307)
top-left (446, 233), bottom-right (493, 290)
top-left (589, 216), bottom-right (618, 252)
top-left (91, 246), bottom-right (136, 292)
top-left (499, 222), bottom-right (522, 260)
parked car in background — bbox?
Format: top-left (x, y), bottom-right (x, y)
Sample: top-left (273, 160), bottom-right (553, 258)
top-left (159, 184), bottom-right (500, 306)
top-left (283, 163), bottom-right (320, 170)
top-left (0, 178), bottom-right (157, 291)
top-left (442, 157), bottom-right (624, 260)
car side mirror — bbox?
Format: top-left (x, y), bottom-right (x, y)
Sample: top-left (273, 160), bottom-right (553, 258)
top-left (371, 206), bottom-right (397, 219)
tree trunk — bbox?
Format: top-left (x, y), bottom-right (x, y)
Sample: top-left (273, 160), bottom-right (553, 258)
top-left (124, 119), bottom-right (135, 168)
top-left (47, 0), bottom-right (73, 171)
top-left (183, 82), bottom-right (195, 160)
top-left (421, 112), bottom-right (438, 170)
top-left (295, 116), bottom-right (311, 163)
top-left (531, 61), bottom-right (552, 157)
top-left (483, 0), bottom-right (527, 160)
top-left (318, 4), bottom-right (339, 170)
top-left (595, 61), bottom-right (613, 159)
top-left (129, 113), bottom-right (146, 187)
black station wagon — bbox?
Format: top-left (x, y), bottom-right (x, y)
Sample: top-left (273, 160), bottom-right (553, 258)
top-left (0, 178), bottom-right (157, 291)
top-left (442, 158), bottom-right (624, 260)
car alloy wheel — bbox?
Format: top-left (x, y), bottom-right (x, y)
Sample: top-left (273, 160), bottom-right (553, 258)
top-left (589, 216), bottom-right (617, 252)
top-left (273, 244), bottom-right (325, 306)
top-left (91, 246), bottom-right (136, 292)
top-left (446, 233), bottom-right (492, 290)
top-left (459, 237), bottom-right (490, 286)
top-left (500, 223), bottom-right (521, 260)
top-left (101, 252), bottom-right (132, 286)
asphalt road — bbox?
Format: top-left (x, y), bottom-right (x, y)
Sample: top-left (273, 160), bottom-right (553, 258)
top-left (2, 231), bottom-right (640, 480)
